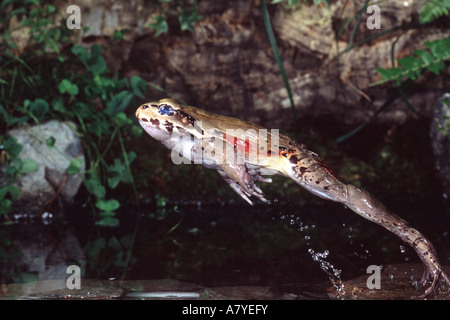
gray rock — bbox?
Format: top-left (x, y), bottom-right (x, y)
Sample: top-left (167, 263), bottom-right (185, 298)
top-left (430, 94), bottom-right (450, 202)
top-left (2, 120), bottom-right (85, 216)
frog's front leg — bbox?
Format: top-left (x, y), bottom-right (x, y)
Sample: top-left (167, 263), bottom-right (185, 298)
top-left (217, 163), bottom-right (271, 205)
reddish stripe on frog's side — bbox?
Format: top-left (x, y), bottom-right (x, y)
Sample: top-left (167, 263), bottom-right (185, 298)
top-left (222, 133), bottom-right (252, 156)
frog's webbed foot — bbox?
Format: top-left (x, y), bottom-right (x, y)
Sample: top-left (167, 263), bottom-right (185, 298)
top-left (413, 256), bottom-right (450, 299)
top-left (339, 185), bottom-right (450, 299)
top-left (217, 164), bottom-right (271, 205)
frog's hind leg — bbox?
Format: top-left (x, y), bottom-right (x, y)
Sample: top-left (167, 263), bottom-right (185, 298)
top-left (283, 148), bottom-right (449, 298)
top-left (341, 184), bottom-right (450, 298)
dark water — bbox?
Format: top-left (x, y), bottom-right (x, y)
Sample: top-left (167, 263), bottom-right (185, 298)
top-left (2, 197), bottom-right (449, 299)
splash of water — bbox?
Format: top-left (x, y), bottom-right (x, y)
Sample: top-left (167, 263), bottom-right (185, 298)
top-left (277, 210), bottom-right (345, 297)
top-left (307, 248), bottom-right (345, 297)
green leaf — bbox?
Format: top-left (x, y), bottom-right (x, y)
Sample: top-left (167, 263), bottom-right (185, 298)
top-left (415, 48), bottom-right (446, 75)
top-left (419, 0), bottom-right (450, 24)
top-left (95, 217), bottom-right (120, 227)
top-left (30, 98), bottom-right (49, 119)
top-left (397, 56), bottom-right (422, 80)
top-left (0, 198), bottom-right (12, 215)
top-left (46, 136), bottom-right (55, 148)
top-left (148, 15), bottom-right (168, 37)
top-left (130, 124), bottom-right (143, 137)
top-left (46, 4), bottom-right (55, 13)
top-left (106, 91), bottom-right (133, 115)
top-left (373, 37), bottom-right (450, 86)
top-left (425, 37), bottom-right (450, 59)
top-left (114, 112), bottom-right (132, 126)
top-left (6, 158), bottom-right (22, 175)
top-left (67, 158), bottom-right (83, 174)
top-left (19, 159), bottom-right (38, 173)
top-left (71, 44), bottom-right (106, 75)
top-left (59, 79), bottom-right (79, 96)
top-left (88, 55), bottom-right (107, 75)
top-left (99, 210), bottom-right (116, 217)
top-left (179, 9), bottom-right (203, 31)
top-left (414, 49), bottom-right (434, 64)
top-left (85, 178), bottom-right (106, 198)
top-left (107, 171), bottom-right (123, 189)
top-left (96, 199), bottom-right (120, 211)
top-left (51, 96), bottom-right (65, 113)
top-left (3, 137), bottom-right (22, 158)
top-left (0, 186), bottom-right (19, 215)
top-left (375, 67), bottom-right (403, 84)
top-left (106, 152), bottom-right (136, 189)
top-left (71, 45), bottom-right (88, 65)
top-left (130, 76), bottom-right (147, 98)
top-left (0, 187), bottom-right (9, 200)
top-left (45, 37), bottom-right (60, 54)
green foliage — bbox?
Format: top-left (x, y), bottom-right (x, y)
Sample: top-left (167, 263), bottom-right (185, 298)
top-left (149, 14), bottom-right (169, 37)
top-left (146, 0), bottom-right (203, 36)
top-left (419, 0), bottom-right (450, 24)
top-left (373, 37), bottom-right (450, 86)
top-left (84, 234), bottom-right (137, 279)
top-left (179, 8), bottom-right (203, 31)
top-left (271, 0), bottom-right (329, 6)
top-left (0, 1), bottom-right (145, 226)
top-left (370, 1), bottom-right (450, 87)
top-left (334, 0), bottom-right (450, 142)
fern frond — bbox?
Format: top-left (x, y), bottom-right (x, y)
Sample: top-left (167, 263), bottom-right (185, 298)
top-left (420, 0), bottom-right (450, 24)
top-left (371, 36), bottom-right (450, 86)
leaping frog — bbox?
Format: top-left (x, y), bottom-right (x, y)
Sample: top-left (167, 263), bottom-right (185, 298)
top-left (136, 98), bottom-right (449, 298)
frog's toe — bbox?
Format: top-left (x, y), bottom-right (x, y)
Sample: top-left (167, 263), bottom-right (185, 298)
top-left (412, 266), bottom-right (450, 299)
top-left (257, 176), bottom-right (273, 183)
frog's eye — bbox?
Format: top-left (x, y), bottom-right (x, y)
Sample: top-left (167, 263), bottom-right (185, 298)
top-left (158, 104), bottom-right (175, 116)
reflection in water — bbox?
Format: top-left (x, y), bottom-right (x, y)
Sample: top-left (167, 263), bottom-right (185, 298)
top-left (1, 199), bottom-right (448, 300)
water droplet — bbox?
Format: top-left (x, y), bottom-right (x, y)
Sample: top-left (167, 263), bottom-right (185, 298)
top-left (307, 248), bottom-right (345, 297)
top-left (399, 245), bottom-right (406, 253)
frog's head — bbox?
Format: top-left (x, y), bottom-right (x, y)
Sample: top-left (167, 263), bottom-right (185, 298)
top-left (136, 98), bottom-right (197, 144)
